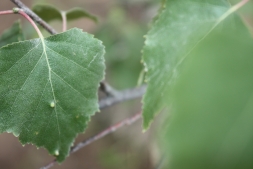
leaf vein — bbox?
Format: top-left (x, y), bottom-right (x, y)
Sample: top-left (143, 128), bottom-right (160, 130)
top-left (51, 70), bottom-right (88, 100)
top-left (10, 45), bottom-right (45, 113)
top-left (45, 46), bottom-right (99, 77)
top-left (0, 41), bottom-right (41, 75)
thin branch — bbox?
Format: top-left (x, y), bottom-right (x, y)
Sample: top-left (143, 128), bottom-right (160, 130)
top-left (10, 0), bottom-right (58, 35)
top-left (99, 81), bottom-right (120, 96)
top-left (72, 112), bottom-right (142, 153)
top-left (41, 112), bottom-right (142, 169)
top-left (0, 10), bottom-right (14, 15)
top-left (99, 85), bottom-right (146, 109)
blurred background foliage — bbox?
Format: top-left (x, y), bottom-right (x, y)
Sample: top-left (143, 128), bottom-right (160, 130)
top-left (0, 0), bottom-right (161, 169)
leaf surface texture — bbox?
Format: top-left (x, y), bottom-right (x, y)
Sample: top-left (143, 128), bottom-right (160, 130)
top-left (0, 28), bottom-right (105, 161)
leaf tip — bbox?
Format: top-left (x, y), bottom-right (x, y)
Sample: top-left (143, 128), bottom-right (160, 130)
top-left (142, 122), bottom-right (150, 132)
top-left (142, 128), bottom-right (147, 133)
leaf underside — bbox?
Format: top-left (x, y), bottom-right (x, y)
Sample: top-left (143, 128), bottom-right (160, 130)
top-left (0, 20), bottom-right (24, 48)
top-left (0, 28), bottom-right (105, 161)
top-left (142, 0), bottom-right (231, 129)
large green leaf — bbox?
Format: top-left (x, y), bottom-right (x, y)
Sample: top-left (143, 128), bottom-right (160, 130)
top-left (32, 4), bottom-right (97, 23)
top-left (142, 0), bottom-right (233, 129)
top-left (163, 14), bottom-right (253, 169)
top-left (0, 21), bottom-right (24, 48)
top-left (0, 28), bottom-right (105, 161)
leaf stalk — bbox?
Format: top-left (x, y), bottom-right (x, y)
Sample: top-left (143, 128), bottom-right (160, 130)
top-left (0, 8), bottom-right (44, 40)
top-left (10, 0), bottom-right (57, 34)
top-left (17, 9), bottom-right (44, 40)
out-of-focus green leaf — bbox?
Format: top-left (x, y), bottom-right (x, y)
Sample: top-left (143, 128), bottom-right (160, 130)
top-left (95, 7), bottom-right (145, 89)
top-left (142, 0), bottom-right (233, 129)
top-left (32, 4), bottom-right (97, 23)
top-left (32, 4), bottom-right (62, 22)
top-left (163, 14), bottom-right (253, 169)
top-left (66, 7), bottom-right (97, 22)
top-left (0, 21), bottom-right (24, 48)
top-left (0, 28), bottom-right (105, 161)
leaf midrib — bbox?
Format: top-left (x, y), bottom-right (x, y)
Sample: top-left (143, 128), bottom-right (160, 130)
top-left (40, 38), bottom-right (60, 136)
top-left (172, 3), bottom-right (241, 80)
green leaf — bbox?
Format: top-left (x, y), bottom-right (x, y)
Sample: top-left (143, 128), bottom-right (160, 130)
top-left (142, 0), bottom-right (233, 129)
top-left (32, 4), bottom-right (62, 23)
top-left (0, 21), bottom-right (24, 48)
top-left (32, 4), bottom-right (97, 23)
top-left (0, 28), bottom-right (105, 161)
top-left (66, 7), bottom-right (97, 22)
top-left (163, 14), bottom-right (253, 169)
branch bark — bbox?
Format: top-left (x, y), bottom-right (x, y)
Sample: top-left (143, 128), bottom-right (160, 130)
top-left (10, 0), bottom-right (58, 35)
top-left (99, 85), bottom-right (146, 109)
top-left (99, 81), bottom-right (120, 97)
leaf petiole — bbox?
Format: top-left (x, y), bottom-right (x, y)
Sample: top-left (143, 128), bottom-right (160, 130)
top-left (0, 8), bottom-right (44, 40)
top-left (0, 10), bottom-right (15, 15)
top-left (61, 11), bottom-right (67, 32)
top-left (16, 8), bottom-right (44, 40)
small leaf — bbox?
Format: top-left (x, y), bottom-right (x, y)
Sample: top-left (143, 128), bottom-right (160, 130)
top-left (163, 14), bottom-right (253, 169)
top-left (33, 4), bottom-right (97, 23)
top-left (66, 7), bottom-right (97, 22)
top-left (0, 20), bottom-right (24, 48)
top-left (0, 28), bottom-right (105, 161)
top-left (142, 0), bottom-right (233, 129)
top-left (32, 4), bottom-right (62, 22)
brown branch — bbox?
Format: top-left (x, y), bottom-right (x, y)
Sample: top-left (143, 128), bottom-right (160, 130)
top-left (99, 85), bottom-right (146, 109)
top-left (10, 0), bottom-right (58, 35)
top-left (99, 81), bottom-right (120, 97)
top-left (41, 112), bottom-right (142, 169)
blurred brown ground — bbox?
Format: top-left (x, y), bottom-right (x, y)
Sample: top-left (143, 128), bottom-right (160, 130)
top-left (0, 0), bottom-right (159, 169)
